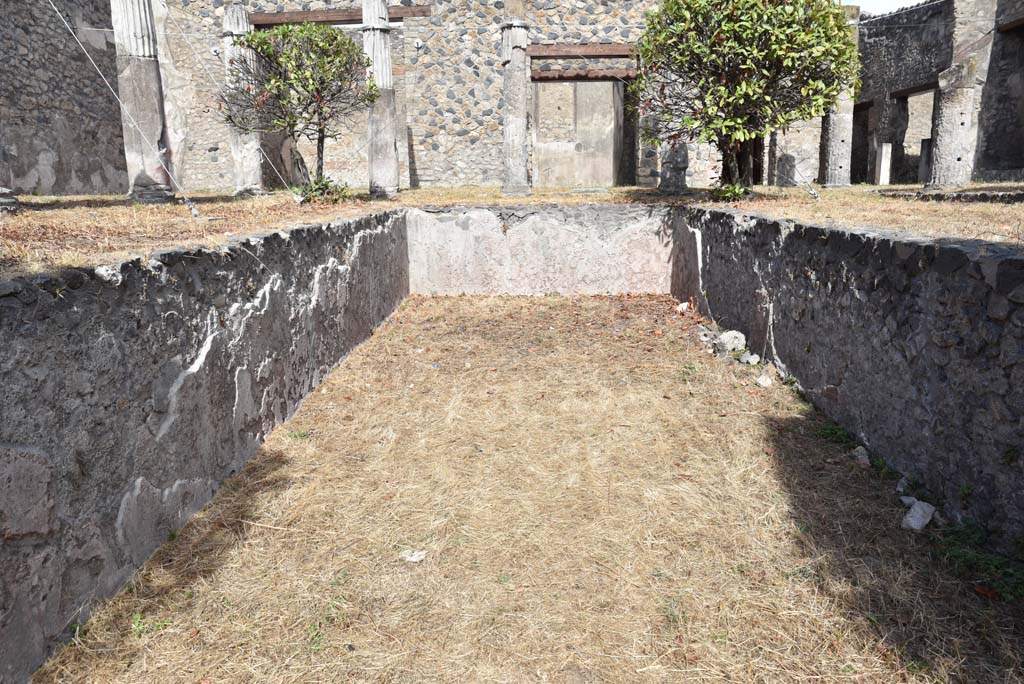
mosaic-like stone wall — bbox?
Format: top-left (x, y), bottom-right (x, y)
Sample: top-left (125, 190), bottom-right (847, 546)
top-left (0, 0), bottom-right (128, 195)
top-left (158, 0), bottom-right (729, 190)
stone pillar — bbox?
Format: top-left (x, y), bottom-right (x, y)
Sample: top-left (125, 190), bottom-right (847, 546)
top-left (873, 142), bottom-right (892, 185)
top-left (363, 0), bottom-right (400, 198)
top-left (929, 0), bottom-right (998, 188)
top-left (223, 2), bottom-right (265, 196)
top-left (111, 0), bottom-right (174, 203)
top-left (501, 20), bottom-right (531, 196)
top-left (819, 4), bottom-right (860, 187)
top-left (918, 138), bottom-right (933, 183)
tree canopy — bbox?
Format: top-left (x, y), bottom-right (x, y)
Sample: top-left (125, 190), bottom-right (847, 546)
top-left (632, 0), bottom-right (860, 189)
top-left (220, 22), bottom-right (378, 184)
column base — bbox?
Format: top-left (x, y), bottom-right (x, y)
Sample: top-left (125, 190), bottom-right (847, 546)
top-left (502, 184), bottom-right (531, 197)
top-left (369, 185), bottom-right (399, 200)
top-left (129, 186), bottom-right (175, 204)
top-left (233, 186), bottom-right (270, 198)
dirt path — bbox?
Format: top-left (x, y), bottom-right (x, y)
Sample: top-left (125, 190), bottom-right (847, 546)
top-left (38, 297), bottom-right (1023, 683)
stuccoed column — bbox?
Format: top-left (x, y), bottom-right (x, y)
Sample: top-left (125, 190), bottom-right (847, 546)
top-left (501, 20), bottom-right (530, 196)
top-left (111, 0), bottom-right (174, 203)
top-left (819, 4), bottom-right (860, 187)
top-left (929, 0), bottom-right (998, 188)
top-left (363, 0), bottom-right (400, 198)
top-left (223, 2), bottom-right (265, 196)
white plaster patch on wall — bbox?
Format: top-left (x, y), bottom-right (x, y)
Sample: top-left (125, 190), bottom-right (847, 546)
top-left (156, 329), bottom-right (221, 441)
top-left (406, 206), bottom-right (673, 296)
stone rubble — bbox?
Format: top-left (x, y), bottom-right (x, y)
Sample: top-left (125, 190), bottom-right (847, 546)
top-left (850, 446), bottom-right (872, 468)
top-left (902, 500), bottom-right (937, 531)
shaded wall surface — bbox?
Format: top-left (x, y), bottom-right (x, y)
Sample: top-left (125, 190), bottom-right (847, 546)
top-left (0, 0), bottom-right (128, 194)
top-left (671, 207), bottom-right (1024, 555)
top-left (978, 23), bottom-right (1024, 177)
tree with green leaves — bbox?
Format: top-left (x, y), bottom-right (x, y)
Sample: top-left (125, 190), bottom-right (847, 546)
top-left (220, 22), bottom-right (378, 186)
top-left (632, 0), bottom-right (859, 192)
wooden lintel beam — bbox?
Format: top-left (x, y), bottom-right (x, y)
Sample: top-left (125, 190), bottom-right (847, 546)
top-left (249, 5), bottom-right (431, 26)
top-left (890, 81), bottom-right (939, 98)
top-left (526, 43), bottom-right (635, 59)
top-left (532, 68), bottom-right (636, 82)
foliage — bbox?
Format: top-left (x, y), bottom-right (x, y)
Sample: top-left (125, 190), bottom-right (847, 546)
top-left (220, 23), bottom-right (378, 182)
top-left (709, 183), bottom-right (748, 201)
top-left (632, 0), bottom-right (859, 187)
top-left (295, 178), bottom-right (354, 204)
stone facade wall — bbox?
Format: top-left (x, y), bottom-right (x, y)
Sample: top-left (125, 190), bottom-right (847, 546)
top-left (158, 0), bottom-right (732, 191)
top-left (154, 3), bottom-right (412, 192)
top-left (0, 212), bottom-right (410, 684)
top-left (671, 206), bottom-right (1024, 554)
top-left (0, 0), bottom-right (127, 194)
top-left (769, 119), bottom-right (823, 186)
top-left (858, 0), bottom-right (954, 103)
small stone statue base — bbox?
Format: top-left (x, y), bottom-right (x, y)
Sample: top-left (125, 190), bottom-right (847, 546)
top-left (0, 188), bottom-right (19, 214)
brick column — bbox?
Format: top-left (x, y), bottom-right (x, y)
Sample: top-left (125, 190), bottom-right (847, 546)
top-left (929, 0), bottom-right (998, 188)
top-left (363, 0), bottom-right (400, 197)
top-left (223, 2), bottom-right (265, 196)
top-left (501, 20), bottom-right (531, 196)
top-left (111, 0), bottom-right (174, 203)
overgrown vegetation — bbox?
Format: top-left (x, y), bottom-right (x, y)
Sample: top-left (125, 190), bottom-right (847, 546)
top-left (220, 22), bottom-right (378, 196)
top-left (633, 0), bottom-right (859, 191)
top-left (931, 524), bottom-right (1024, 601)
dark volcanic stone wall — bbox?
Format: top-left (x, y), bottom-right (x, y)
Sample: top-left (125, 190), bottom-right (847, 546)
top-left (858, 0), bottom-right (954, 103)
top-left (977, 19), bottom-right (1024, 179)
top-left (0, 0), bottom-right (127, 194)
top-left (0, 213), bottom-right (409, 684)
top-left (671, 207), bottom-right (1024, 552)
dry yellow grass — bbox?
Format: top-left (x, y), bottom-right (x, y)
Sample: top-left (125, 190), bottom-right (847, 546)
top-left (2, 184), bottom-right (1022, 278)
top-left (36, 296), bottom-right (1023, 683)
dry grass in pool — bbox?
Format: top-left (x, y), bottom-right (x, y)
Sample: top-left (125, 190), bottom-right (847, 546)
top-left (37, 297), bottom-right (1023, 683)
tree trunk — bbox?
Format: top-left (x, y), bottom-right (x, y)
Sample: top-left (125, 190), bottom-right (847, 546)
top-left (738, 140), bottom-right (756, 188)
top-left (315, 125), bottom-right (326, 183)
top-left (719, 141), bottom-right (741, 186)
